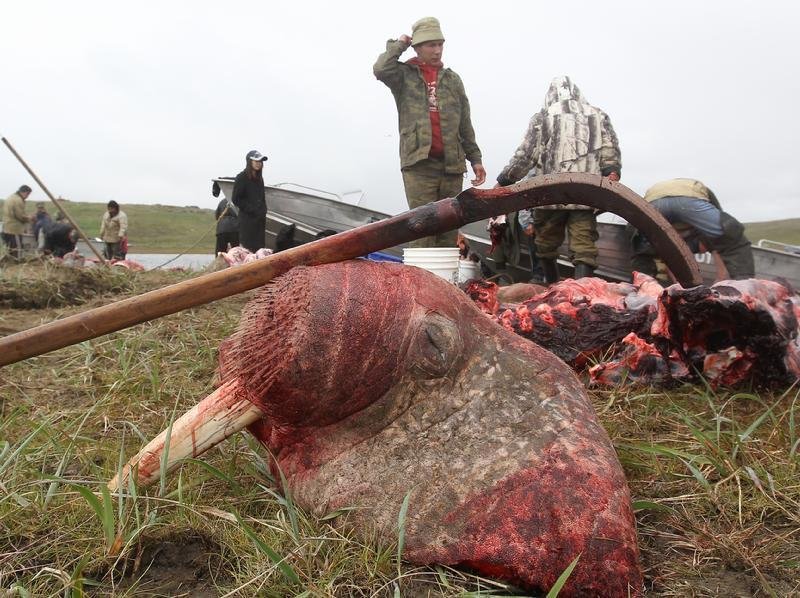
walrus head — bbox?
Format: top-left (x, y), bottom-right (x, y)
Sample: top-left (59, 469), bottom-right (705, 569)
top-left (110, 260), bottom-right (642, 595)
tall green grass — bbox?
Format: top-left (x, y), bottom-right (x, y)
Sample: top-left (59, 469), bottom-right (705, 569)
top-left (2, 267), bottom-right (799, 595)
top-left (1, 198), bottom-right (217, 253)
top-left (0, 270), bottom-right (517, 596)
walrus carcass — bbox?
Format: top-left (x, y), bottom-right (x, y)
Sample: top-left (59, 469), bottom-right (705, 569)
top-left (111, 260), bottom-right (642, 596)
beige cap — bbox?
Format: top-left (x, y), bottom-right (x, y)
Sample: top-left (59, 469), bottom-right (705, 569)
top-left (411, 17), bottom-right (444, 46)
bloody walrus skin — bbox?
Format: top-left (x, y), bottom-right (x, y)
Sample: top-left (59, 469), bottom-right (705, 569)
top-left (114, 261), bottom-right (642, 596)
top-left (467, 275), bottom-right (800, 388)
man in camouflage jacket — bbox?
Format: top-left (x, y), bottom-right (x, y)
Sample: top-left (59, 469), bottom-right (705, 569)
top-left (496, 76), bottom-right (621, 282)
top-left (374, 16), bottom-right (485, 248)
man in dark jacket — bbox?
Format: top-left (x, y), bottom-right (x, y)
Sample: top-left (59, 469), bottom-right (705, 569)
top-left (32, 202), bottom-right (52, 251)
top-left (43, 221), bottom-right (78, 257)
top-left (374, 17), bottom-right (485, 248)
top-left (212, 181), bottom-right (240, 254)
top-left (214, 198), bottom-right (240, 254)
top-left (231, 150), bottom-right (268, 252)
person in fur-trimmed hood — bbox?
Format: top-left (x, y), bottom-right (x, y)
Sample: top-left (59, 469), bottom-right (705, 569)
top-left (496, 76), bottom-right (622, 283)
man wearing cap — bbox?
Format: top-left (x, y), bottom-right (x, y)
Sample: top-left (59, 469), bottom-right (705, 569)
top-left (231, 150), bottom-right (268, 252)
top-left (374, 17), bottom-right (486, 248)
top-left (2, 185), bottom-right (33, 260)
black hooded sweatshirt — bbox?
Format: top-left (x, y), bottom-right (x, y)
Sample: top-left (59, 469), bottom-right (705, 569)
top-left (231, 169), bottom-right (267, 218)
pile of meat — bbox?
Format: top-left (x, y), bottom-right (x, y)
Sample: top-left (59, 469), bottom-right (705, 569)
top-left (59, 250), bottom-right (145, 271)
top-left (218, 246), bottom-right (273, 267)
top-left (465, 274), bottom-right (800, 387)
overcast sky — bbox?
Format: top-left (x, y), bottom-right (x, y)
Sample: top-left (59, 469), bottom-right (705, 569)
top-left (2, 0), bottom-right (798, 224)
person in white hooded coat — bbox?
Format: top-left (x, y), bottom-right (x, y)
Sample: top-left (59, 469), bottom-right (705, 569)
top-left (496, 76), bottom-right (622, 282)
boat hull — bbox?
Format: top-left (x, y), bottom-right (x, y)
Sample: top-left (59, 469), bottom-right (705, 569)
top-left (213, 179), bottom-right (799, 288)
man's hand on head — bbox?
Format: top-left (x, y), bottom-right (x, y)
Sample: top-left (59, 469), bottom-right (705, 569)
top-left (399, 34), bottom-right (412, 49)
top-left (471, 163), bottom-right (487, 186)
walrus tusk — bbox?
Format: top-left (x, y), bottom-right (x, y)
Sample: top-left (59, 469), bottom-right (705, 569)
top-left (108, 379), bottom-right (260, 490)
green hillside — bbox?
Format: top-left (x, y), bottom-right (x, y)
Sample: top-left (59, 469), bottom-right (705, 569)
top-left (4, 198), bottom-right (798, 253)
top-left (1, 199), bottom-right (218, 253)
top-left (744, 218), bottom-right (800, 247)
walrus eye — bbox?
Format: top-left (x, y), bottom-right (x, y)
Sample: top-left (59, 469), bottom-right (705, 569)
top-left (412, 313), bottom-right (462, 378)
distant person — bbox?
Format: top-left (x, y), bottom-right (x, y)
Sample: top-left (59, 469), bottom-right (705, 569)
top-left (486, 213), bottom-right (520, 285)
top-left (275, 223), bottom-right (299, 253)
top-left (496, 76), bottom-right (622, 283)
top-left (374, 16), bottom-right (485, 248)
top-left (631, 178), bottom-right (755, 281)
top-left (31, 202), bottom-right (52, 251)
top-left (43, 220), bottom-right (78, 257)
top-left (231, 150), bottom-right (268, 252)
top-left (214, 193), bottom-right (240, 254)
top-left (100, 200), bottom-right (128, 260)
top-left (487, 209), bottom-right (544, 284)
top-left (275, 224), bottom-right (337, 253)
top-left (517, 208), bottom-right (544, 282)
top-left (2, 184), bottom-right (33, 260)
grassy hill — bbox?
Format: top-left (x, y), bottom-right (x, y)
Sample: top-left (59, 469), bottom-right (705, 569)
top-left (3, 198), bottom-right (799, 252)
top-left (744, 218), bottom-right (800, 247)
top-left (53, 200), bottom-right (218, 253)
top-left (1, 199), bottom-right (217, 253)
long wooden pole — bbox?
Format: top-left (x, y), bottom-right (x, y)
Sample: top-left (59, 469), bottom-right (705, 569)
top-left (0, 173), bottom-right (701, 367)
top-left (2, 137), bottom-right (107, 265)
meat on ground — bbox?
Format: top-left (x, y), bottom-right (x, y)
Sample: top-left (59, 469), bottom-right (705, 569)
top-left (465, 274), bottom-right (800, 388)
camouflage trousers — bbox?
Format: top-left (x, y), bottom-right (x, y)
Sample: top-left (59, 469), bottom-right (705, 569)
top-left (533, 208), bottom-right (598, 267)
top-left (402, 158), bottom-right (463, 248)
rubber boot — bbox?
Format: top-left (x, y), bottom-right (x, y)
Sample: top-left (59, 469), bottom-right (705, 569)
top-left (573, 263), bottom-right (595, 279)
top-left (528, 272), bottom-right (546, 285)
top-left (494, 268), bottom-right (513, 287)
top-left (489, 260), bottom-right (512, 287)
top-left (541, 258), bottom-right (559, 284)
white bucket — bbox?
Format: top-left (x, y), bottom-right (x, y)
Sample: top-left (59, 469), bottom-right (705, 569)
top-left (402, 248), bottom-right (461, 260)
top-left (403, 247), bottom-right (460, 283)
top-left (457, 259), bottom-right (482, 283)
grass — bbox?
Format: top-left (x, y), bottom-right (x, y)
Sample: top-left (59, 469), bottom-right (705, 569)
top-left (744, 218), bottom-right (800, 247)
top-left (1, 264), bottom-right (799, 596)
top-left (604, 386), bottom-right (800, 596)
top-left (2, 197), bottom-right (799, 254)
top-left (0, 259), bottom-right (134, 309)
top-left (1, 198), bottom-right (218, 254)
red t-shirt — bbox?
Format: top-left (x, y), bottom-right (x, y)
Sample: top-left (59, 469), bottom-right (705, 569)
top-left (408, 58), bottom-right (444, 159)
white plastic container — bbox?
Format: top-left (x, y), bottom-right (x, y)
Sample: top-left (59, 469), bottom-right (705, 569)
top-left (457, 259), bottom-right (482, 283)
top-left (403, 247), bottom-right (461, 283)
top-left (401, 248), bottom-right (461, 260)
